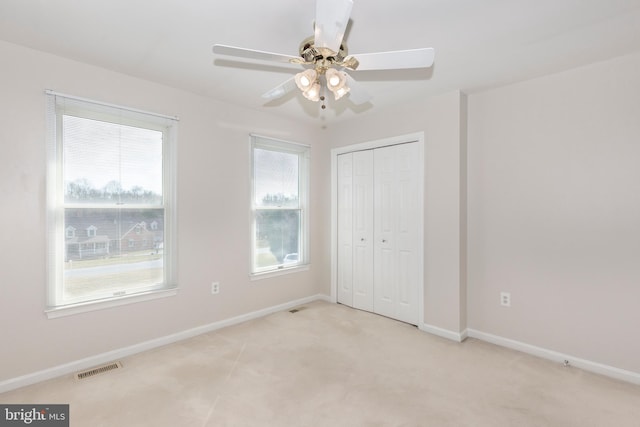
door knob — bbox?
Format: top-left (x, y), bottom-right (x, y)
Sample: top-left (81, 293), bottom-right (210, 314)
top-left (382, 239), bottom-right (387, 243)
top-left (360, 238), bottom-right (365, 242)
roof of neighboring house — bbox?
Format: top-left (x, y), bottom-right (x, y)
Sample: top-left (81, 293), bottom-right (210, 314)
top-left (65, 210), bottom-right (163, 243)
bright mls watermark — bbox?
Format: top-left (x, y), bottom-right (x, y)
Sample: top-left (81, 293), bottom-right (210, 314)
top-left (0, 405), bottom-right (68, 426)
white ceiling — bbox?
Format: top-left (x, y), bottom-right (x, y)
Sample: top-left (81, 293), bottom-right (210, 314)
top-left (2, 0), bottom-right (640, 125)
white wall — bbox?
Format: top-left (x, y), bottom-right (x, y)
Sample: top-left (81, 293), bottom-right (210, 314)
top-left (0, 40), bottom-right (326, 383)
top-left (324, 91), bottom-right (468, 336)
top-left (467, 51), bottom-right (640, 373)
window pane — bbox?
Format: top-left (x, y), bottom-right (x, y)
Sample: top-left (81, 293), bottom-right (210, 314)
top-left (254, 148), bottom-right (299, 208)
top-left (64, 207), bottom-right (164, 301)
top-left (250, 135), bottom-right (308, 275)
top-left (63, 115), bottom-right (163, 205)
top-left (254, 209), bottom-right (300, 268)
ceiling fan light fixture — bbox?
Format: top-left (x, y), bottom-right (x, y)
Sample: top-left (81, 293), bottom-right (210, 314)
top-left (325, 68), bottom-right (349, 100)
top-left (295, 69), bottom-right (318, 91)
top-left (325, 68), bottom-right (346, 90)
top-left (302, 81), bottom-right (321, 102)
top-left (333, 85), bottom-right (350, 100)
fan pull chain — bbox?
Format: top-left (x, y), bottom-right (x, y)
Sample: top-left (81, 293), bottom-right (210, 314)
top-left (320, 85), bottom-right (327, 109)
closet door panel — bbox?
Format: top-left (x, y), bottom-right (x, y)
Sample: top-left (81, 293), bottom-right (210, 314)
top-left (393, 143), bottom-right (420, 324)
top-left (352, 150), bottom-right (374, 311)
top-left (375, 242), bottom-right (395, 317)
top-left (373, 143), bottom-right (420, 324)
top-left (337, 153), bottom-right (353, 306)
top-left (373, 146), bottom-right (396, 318)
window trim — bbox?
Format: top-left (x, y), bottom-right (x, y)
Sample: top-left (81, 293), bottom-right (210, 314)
top-left (45, 91), bottom-right (179, 316)
top-left (250, 134), bottom-right (310, 276)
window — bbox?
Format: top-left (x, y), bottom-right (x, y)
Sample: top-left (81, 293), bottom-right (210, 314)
top-left (251, 135), bottom-right (309, 275)
top-left (46, 91), bottom-right (178, 314)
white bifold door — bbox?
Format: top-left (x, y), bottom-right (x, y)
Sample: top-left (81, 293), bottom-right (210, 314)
top-left (337, 142), bottom-right (420, 325)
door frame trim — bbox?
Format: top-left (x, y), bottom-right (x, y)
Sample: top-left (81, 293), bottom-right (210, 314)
top-left (330, 132), bottom-right (425, 325)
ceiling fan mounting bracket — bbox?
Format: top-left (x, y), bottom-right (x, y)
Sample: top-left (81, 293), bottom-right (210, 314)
top-left (297, 36), bottom-right (349, 68)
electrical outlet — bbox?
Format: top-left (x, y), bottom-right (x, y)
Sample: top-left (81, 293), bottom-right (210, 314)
top-left (500, 292), bottom-right (511, 307)
top-left (211, 282), bottom-right (220, 295)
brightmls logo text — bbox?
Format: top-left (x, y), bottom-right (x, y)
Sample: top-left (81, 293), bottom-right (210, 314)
top-left (4, 408), bottom-right (45, 424)
top-left (0, 405), bottom-right (68, 426)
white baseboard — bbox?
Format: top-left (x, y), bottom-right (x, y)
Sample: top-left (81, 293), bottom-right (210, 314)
top-left (467, 329), bottom-right (640, 386)
top-left (0, 294), bottom-right (331, 394)
top-left (420, 323), bottom-right (468, 343)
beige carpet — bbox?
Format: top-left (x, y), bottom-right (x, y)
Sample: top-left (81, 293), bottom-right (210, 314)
top-left (2, 301), bottom-right (639, 426)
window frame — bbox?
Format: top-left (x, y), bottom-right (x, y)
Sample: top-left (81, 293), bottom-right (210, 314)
top-left (45, 91), bottom-right (178, 317)
top-left (250, 134), bottom-right (310, 277)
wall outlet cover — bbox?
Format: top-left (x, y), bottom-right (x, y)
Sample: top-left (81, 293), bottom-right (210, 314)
top-left (500, 292), bottom-right (511, 307)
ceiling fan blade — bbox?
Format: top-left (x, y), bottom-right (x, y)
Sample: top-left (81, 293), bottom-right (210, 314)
top-left (262, 77), bottom-right (298, 100)
top-left (213, 44), bottom-right (300, 64)
top-left (352, 48), bottom-right (435, 71)
top-left (345, 74), bottom-right (372, 105)
top-left (314, 0), bottom-right (353, 54)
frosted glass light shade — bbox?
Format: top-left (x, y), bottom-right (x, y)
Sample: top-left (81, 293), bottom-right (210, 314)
top-left (333, 86), bottom-right (350, 100)
top-left (295, 69), bottom-right (318, 91)
top-left (325, 68), bottom-right (350, 100)
top-left (325, 68), bottom-right (347, 90)
top-left (302, 82), bottom-right (321, 102)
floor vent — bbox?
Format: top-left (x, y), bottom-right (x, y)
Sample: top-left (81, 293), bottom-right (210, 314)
top-left (289, 306), bottom-right (306, 313)
top-left (75, 361), bottom-right (123, 380)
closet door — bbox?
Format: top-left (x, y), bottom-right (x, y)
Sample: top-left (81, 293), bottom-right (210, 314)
top-left (337, 153), bottom-right (354, 306)
top-left (373, 143), bottom-right (419, 324)
top-left (337, 151), bottom-right (374, 310)
top-left (352, 150), bottom-right (374, 311)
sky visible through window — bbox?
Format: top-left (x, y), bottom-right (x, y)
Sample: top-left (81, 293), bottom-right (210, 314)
top-left (254, 148), bottom-right (299, 207)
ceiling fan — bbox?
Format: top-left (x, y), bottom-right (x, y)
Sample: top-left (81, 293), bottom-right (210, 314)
top-left (212, 0), bottom-right (434, 109)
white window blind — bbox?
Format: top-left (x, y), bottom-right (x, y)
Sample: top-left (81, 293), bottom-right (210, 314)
top-left (45, 91), bottom-right (178, 314)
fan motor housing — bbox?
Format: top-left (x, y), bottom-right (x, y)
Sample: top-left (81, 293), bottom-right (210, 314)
top-left (298, 36), bottom-right (348, 64)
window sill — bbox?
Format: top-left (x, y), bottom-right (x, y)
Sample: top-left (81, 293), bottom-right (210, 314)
top-left (250, 264), bottom-right (310, 281)
top-left (45, 288), bottom-right (178, 319)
